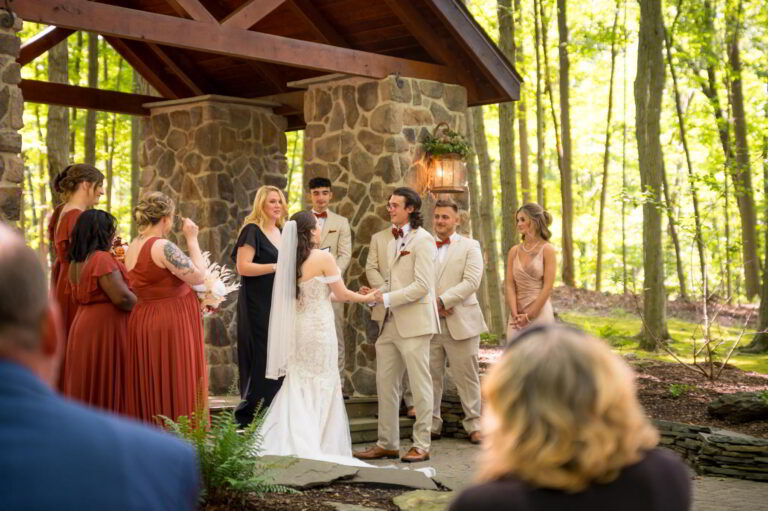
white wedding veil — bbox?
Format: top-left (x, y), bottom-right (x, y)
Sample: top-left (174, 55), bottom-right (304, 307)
top-left (265, 220), bottom-right (297, 380)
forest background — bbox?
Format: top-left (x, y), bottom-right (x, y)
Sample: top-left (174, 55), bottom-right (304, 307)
top-left (17, 0), bottom-right (768, 350)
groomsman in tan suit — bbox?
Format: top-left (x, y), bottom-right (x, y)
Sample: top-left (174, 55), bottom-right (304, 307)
top-left (430, 199), bottom-right (487, 444)
top-left (365, 227), bottom-right (415, 416)
top-left (355, 187), bottom-right (439, 463)
top-left (308, 177), bottom-right (352, 384)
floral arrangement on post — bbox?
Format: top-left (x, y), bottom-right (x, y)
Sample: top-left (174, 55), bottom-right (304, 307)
top-left (191, 252), bottom-right (240, 317)
top-left (110, 235), bottom-right (128, 262)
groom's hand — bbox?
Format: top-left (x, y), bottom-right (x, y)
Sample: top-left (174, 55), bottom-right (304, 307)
top-left (359, 286), bottom-right (372, 295)
top-left (373, 289), bottom-right (384, 303)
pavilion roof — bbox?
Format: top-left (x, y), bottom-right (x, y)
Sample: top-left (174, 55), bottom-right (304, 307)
top-left (18, 0), bottom-right (522, 128)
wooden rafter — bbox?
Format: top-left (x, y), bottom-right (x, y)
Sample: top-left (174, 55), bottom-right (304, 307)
top-left (381, 0), bottom-right (453, 65)
top-left (18, 0), bottom-right (456, 84)
top-left (163, 0), bottom-right (218, 24)
top-left (18, 26), bottom-right (75, 66)
top-left (20, 79), bottom-right (156, 115)
top-left (423, 0), bottom-right (520, 100)
top-left (147, 43), bottom-right (204, 95)
top-left (104, 36), bottom-right (179, 99)
top-left (287, 0), bottom-right (349, 47)
top-left (221, 0), bottom-right (286, 30)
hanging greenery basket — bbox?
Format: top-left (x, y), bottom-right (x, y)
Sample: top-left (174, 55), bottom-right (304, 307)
top-left (423, 122), bottom-right (470, 194)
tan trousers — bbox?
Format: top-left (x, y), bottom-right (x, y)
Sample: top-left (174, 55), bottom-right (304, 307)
top-left (375, 317), bottom-right (433, 451)
top-left (333, 301), bottom-right (345, 384)
top-left (430, 320), bottom-right (482, 435)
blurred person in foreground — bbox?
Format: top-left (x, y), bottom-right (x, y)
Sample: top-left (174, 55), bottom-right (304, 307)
top-left (0, 222), bottom-right (199, 511)
top-left (449, 325), bottom-right (691, 511)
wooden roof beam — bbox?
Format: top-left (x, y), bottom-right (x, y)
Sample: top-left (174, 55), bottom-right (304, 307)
top-left (20, 79), bottom-right (156, 115)
top-left (221, 0), bottom-right (287, 30)
top-left (19, 0), bottom-right (457, 84)
top-left (147, 43), bottom-right (204, 95)
top-left (19, 26), bottom-right (75, 66)
top-left (163, 0), bottom-right (218, 24)
top-left (381, 0), bottom-right (453, 65)
top-left (104, 37), bottom-right (179, 99)
top-left (288, 0), bottom-right (349, 47)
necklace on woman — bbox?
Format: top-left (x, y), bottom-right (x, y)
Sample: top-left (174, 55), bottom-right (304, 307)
top-left (521, 238), bottom-right (541, 253)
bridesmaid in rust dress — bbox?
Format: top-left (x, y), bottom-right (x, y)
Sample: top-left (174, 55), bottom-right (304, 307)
top-left (48, 164), bottom-right (104, 388)
top-left (505, 203), bottom-right (557, 343)
top-left (124, 192), bottom-right (208, 425)
top-left (64, 210), bottom-right (136, 412)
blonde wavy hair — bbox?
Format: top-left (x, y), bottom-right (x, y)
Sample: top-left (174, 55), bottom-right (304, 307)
top-left (134, 191), bottom-right (174, 232)
top-left (477, 326), bottom-right (659, 491)
top-left (240, 185), bottom-right (288, 232)
top-left (517, 203), bottom-right (553, 241)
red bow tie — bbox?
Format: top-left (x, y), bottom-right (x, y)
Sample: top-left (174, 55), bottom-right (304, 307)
top-left (436, 238), bottom-right (451, 248)
top-left (392, 227), bottom-right (404, 239)
top-left (313, 211), bottom-right (327, 219)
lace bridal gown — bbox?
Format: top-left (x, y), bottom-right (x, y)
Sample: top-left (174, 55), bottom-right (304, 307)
top-left (260, 275), bottom-right (367, 465)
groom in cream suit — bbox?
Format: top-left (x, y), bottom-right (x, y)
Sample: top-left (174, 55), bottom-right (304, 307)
top-left (308, 177), bottom-right (352, 384)
top-left (355, 187), bottom-right (439, 463)
top-left (430, 199), bottom-right (487, 444)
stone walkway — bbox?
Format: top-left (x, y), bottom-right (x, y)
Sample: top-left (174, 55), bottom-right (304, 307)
top-left (356, 438), bottom-right (768, 510)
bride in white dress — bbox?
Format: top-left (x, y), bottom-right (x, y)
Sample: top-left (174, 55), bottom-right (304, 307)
top-left (260, 210), bottom-right (377, 464)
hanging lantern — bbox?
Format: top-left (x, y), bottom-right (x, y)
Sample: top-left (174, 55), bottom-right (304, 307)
top-left (428, 153), bottom-right (467, 194)
top-left (424, 122), bottom-right (470, 194)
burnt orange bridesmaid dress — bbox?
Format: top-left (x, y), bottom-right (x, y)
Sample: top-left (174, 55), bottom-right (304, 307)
top-left (63, 251), bottom-right (131, 413)
top-left (53, 208), bottom-right (82, 389)
top-left (125, 237), bottom-right (208, 425)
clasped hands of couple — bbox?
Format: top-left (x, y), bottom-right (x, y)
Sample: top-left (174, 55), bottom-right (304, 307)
top-left (357, 287), bottom-right (454, 318)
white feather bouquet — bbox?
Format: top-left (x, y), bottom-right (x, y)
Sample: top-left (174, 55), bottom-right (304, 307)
top-left (191, 251), bottom-right (240, 317)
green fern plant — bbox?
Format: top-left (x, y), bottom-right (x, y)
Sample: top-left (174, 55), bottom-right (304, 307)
top-left (160, 405), bottom-right (296, 506)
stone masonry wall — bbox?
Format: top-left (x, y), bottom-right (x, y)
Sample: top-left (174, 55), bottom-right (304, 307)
top-left (139, 96), bottom-right (288, 393)
top-left (0, 15), bottom-right (23, 223)
top-left (302, 75), bottom-right (468, 396)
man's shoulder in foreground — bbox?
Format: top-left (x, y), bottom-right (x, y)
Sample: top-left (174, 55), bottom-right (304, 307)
top-left (0, 363), bottom-right (199, 511)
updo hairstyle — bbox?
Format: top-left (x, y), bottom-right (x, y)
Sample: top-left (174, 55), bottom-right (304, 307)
top-left (53, 164), bottom-right (104, 201)
top-left (134, 192), bottom-right (175, 232)
top-left (517, 203), bottom-right (553, 241)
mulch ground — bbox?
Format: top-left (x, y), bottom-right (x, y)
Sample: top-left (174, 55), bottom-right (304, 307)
top-left (203, 484), bottom-right (405, 511)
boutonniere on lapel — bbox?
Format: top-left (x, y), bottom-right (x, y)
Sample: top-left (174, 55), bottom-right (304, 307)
top-left (399, 250), bottom-right (411, 257)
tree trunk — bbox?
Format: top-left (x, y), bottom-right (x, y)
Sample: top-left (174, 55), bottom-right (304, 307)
top-left (47, 41), bottom-right (69, 205)
top-left (131, 71), bottom-right (149, 238)
top-left (557, 0), bottom-right (575, 287)
top-left (744, 83), bottom-right (767, 351)
top-left (664, 9), bottom-right (708, 303)
top-left (726, 0), bottom-right (759, 299)
top-left (498, 0), bottom-right (519, 266)
top-left (534, 0), bottom-right (546, 205)
top-left (661, 160), bottom-right (687, 300)
top-left (84, 32), bottom-right (99, 166)
top-left (622, 0), bottom-right (629, 294)
top-left (514, 0), bottom-right (530, 205)
top-left (472, 106), bottom-right (506, 337)
top-left (465, 109), bottom-right (490, 315)
top-left (635, 0), bottom-right (669, 348)
top-left (70, 31), bottom-right (83, 156)
top-left (596, 1), bottom-right (620, 293)
top-left (105, 59), bottom-right (124, 213)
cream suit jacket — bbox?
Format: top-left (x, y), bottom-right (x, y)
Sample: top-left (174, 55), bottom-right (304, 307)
top-left (365, 227), bottom-right (394, 323)
top-left (317, 209), bottom-right (352, 273)
top-left (436, 235), bottom-right (488, 340)
top-left (383, 226), bottom-right (440, 338)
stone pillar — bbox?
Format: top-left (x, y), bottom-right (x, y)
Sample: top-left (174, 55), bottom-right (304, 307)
top-left (139, 95), bottom-right (288, 394)
top-left (302, 75), bottom-right (468, 396)
top-left (0, 15), bottom-right (23, 223)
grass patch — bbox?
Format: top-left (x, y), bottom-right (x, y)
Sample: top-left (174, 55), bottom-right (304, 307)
top-left (560, 312), bottom-right (768, 375)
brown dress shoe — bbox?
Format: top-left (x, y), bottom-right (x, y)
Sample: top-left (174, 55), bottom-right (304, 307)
top-left (431, 431), bottom-right (442, 441)
top-left (353, 446), bottom-right (399, 460)
top-left (406, 407), bottom-right (416, 418)
top-left (469, 431), bottom-right (482, 444)
top-left (401, 447), bottom-right (429, 463)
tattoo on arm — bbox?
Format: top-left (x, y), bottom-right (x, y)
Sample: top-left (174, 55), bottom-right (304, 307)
top-left (164, 242), bottom-right (194, 274)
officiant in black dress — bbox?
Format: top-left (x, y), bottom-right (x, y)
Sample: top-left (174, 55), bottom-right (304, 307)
top-left (232, 185), bottom-right (288, 428)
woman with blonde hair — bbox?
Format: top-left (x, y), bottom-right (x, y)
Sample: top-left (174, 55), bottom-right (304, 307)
top-left (231, 185), bottom-right (288, 427)
top-left (505, 203), bottom-right (556, 343)
top-left (123, 191), bottom-right (208, 424)
top-left (449, 325), bottom-right (691, 511)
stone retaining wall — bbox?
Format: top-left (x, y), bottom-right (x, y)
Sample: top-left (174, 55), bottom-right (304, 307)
top-left (0, 15), bottom-right (23, 223)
